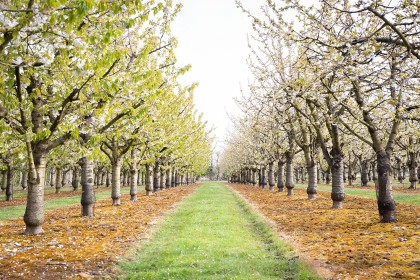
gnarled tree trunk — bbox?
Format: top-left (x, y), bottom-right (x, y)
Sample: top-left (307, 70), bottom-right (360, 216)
top-left (377, 151), bottom-right (396, 222)
top-left (24, 151), bottom-right (47, 235)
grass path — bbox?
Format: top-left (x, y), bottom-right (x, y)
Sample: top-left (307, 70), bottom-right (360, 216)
top-left (294, 184), bottom-right (420, 205)
top-left (118, 181), bottom-right (319, 279)
top-left (0, 187), bottom-right (131, 220)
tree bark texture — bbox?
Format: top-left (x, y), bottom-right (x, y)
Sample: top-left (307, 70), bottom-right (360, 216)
top-left (145, 164), bottom-right (153, 195)
top-left (277, 161), bottom-right (285, 192)
top-left (23, 152), bottom-right (46, 235)
top-left (376, 151), bottom-right (396, 222)
top-left (166, 169), bottom-right (171, 188)
top-left (55, 167), bottom-right (62, 194)
top-left (268, 162), bottom-right (275, 190)
top-left (153, 162), bottom-right (160, 192)
top-left (111, 160), bottom-right (122, 205)
top-left (80, 157), bottom-right (95, 216)
top-left (331, 155), bottom-right (345, 209)
top-left (285, 153), bottom-right (294, 196)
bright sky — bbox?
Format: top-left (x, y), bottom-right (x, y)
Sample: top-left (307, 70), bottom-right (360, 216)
top-left (172, 0), bottom-right (262, 150)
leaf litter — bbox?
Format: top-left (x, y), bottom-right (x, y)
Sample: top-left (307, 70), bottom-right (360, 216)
top-left (0, 186), bottom-right (198, 279)
top-left (231, 184), bottom-right (420, 280)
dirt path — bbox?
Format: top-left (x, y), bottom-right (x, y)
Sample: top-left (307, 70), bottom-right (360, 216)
top-left (0, 185), bottom-right (198, 279)
top-left (230, 184), bottom-right (420, 280)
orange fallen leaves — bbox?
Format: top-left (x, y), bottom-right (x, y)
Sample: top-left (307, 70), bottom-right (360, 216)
top-left (0, 186), bottom-right (198, 279)
top-left (231, 184), bottom-right (420, 280)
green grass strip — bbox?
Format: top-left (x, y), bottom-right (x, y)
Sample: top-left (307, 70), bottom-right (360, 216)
top-left (295, 184), bottom-right (420, 205)
top-left (118, 181), bottom-right (319, 280)
top-left (0, 187), bottom-right (131, 220)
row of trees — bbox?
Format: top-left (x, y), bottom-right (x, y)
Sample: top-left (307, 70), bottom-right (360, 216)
top-left (0, 0), bottom-right (212, 235)
top-left (221, 0), bottom-right (419, 222)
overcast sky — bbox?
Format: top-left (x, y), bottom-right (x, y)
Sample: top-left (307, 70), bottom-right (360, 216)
top-left (172, 0), bottom-right (262, 150)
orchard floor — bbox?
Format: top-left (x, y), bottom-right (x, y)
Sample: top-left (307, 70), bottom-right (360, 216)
top-left (0, 186), bottom-right (198, 279)
top-left (230, 184), bottom-right (420, 280)
top-left (1, 182), bottom-right (419, 279)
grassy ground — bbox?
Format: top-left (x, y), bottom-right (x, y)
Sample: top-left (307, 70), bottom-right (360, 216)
top-left (118, 181), bottom-right (319, 280)
top-left (0, 187), bottom-right (131, 220)
top-left (294, 184), bottom-right (420, 205)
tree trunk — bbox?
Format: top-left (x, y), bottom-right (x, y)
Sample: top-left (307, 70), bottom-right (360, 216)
top-left (21, 171), bottom-right (28, 190)
top-left (50, 168), bottom-right (55, 187)
top-left (79, 157), bottom-right (95, 216)
top-left (101, 172), bottom-right (105, 187)
top-left (317, 167), bottom-right (320, 184)
top-left (277, 161), bottom-right (285, 192)
top-left (97, 171), bottom-right (102, 186)
top-left (376, 151), bottom-right (396, 222)
top-left (307, 162), bottom-right (317, 200)
top-left (171, 167), bottom-right (176, 187)
top-left (130, 167), bottom-right (138, 201)
top-left (1, 170), bottom-right (7, 192)
top-left (55, 167), bottom-right (62, 194)
top-left (325, 169), bottom-right (331, 185)
top-left (121, 170), bottom-right (127, 187)
top-left (137, 170), bottom-right (141, 186)
top-left (130, 149), bottom-right (138, 201)
top-left (153, 162), bottom-right (160, 192)
top-left (258, 167), bottom-right (263, 188)
top-left (261, 166), bottom-right (267, 188)
top-left (295, 167), bottom-right (300, 183)
top-left (331, 155), bottom-right (345, 209)
top-left (5, 166), bottom-right (13, 201)
top-left (175, 170), bottom-right (180, 186)
top-left (111, 159), bottom-right (122, 205)
top-left (160, 167), bottom-right (165, 190)
top-left (408, 152), bottom-right (418, 189)
top-left (106, 171), bottom-right (110, 187)
top-left (268, 162), bottom-right (275, 190)
top-left (23, 152), bottom-right (47, 235)
top-left (301, 166), bottom-right (305, 183)
top-left (343, 166), bottom-right (347, 183)
top-left (396, 158), bottom-right (403, 183)
top-left (372, 161), bottom-right (379, 188)
top-left (348, 163), bottom-right (353, 186)
top-left (285, 153), bottom-right (294, 196)
top-left (252, 168), bottom-right (256, 186)
top-left (361, 160), bottom-right (369, 186)
top-left (166, 169), bottom-right (171, 189)
top-left (72, 166), bottom-right (79, 191)
top-left (145, 163), bottom-right (153, 195)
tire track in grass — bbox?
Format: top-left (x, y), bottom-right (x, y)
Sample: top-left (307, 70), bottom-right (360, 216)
top-left (118, 181), bottom-right (319, 280)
